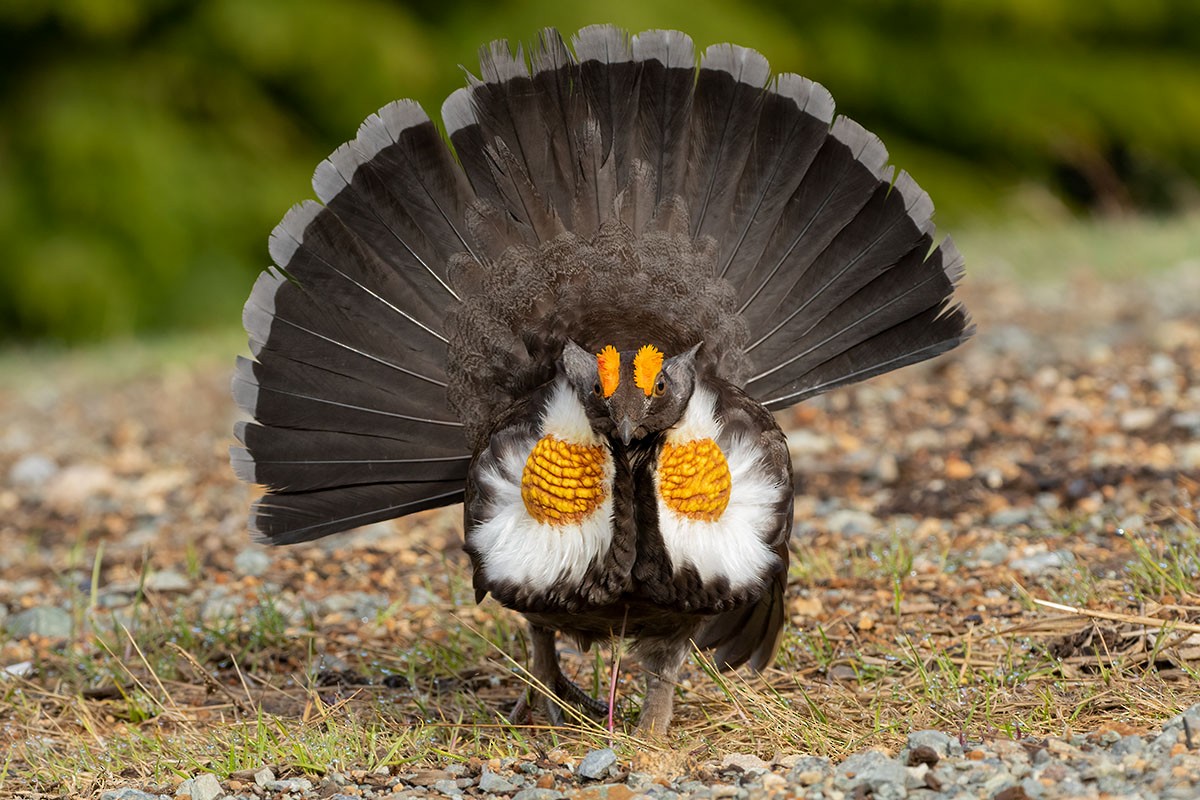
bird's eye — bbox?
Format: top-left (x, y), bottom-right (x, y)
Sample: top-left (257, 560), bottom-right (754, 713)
top-left (593, 381), bottom-right (604, 397)
top-left (653, 377), bottom-right (666, 397)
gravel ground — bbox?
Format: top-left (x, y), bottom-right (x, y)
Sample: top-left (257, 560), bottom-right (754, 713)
top-left (1, 262), bottom-right (1199, 798)
top-left (97, 705), bottom-right (1200, 799)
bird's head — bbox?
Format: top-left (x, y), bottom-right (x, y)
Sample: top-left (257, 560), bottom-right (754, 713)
top-left (561, 340), bottom-right (701, 445)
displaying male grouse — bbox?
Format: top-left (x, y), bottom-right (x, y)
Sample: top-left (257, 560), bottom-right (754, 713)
top-left (233, 26), bottom-right (972, 736)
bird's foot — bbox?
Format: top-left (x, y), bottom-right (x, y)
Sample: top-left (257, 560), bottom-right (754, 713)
top-left (507, 668), bottom-right (610, 726)
top-left (554, 671), bottom-right (611, 718)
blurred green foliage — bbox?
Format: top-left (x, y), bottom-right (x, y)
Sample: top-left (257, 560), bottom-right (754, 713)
top-left (2, 0), bottom-right (1198, 342)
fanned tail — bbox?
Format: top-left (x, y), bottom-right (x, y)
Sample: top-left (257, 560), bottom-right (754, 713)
top-left (236, 25), bottom-right (971, 544)
top-left (234, 103), bottom-right (476, 543)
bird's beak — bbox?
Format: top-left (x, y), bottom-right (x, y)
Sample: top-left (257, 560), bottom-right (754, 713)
top-left (618, 417), bottom-right (636, 446)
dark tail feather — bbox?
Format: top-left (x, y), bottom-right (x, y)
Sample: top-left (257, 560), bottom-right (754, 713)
top-left (631, 30), bottom-right (696, 207)
top-left (236, 102), bottom-right (475, 544)
top-left (443, 34), bottom-right (582, 245)
top-left (718, 73), bottom-right (834, 287)
top-left (573, 26), bottom-right (638, 180)
top-left (246, 483), bottom-right (465, 546)
top-left (685, 44), bottom-right (771, 244)
top-left (749, 235), bottom-right (972, 409)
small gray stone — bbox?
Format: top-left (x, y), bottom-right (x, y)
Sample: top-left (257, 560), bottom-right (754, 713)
top-left (1019, 777), bottom-right (1046, 799)
top-left (903, 764), bottom-right (929, 790)
top-left (786, 755), bottom-right (833, 784)
top-left (577, 748), bottom-right (618, 780)
top-left (625, 771), bottom-right (655, 790)
top-left (146, 570), bottom-right (192, 593)
top-left (1110, 734), bottom-right (1145, 756)
top-left (6, 606), bottom-right (72, 639)
top-left (253, 767), bottom-right (275, 787)
top-left (2, 661), bottom-right (33, 680)
top-left (974, 541), bottom-right (1010, 566)
top-left (9, 454), bottom-right (58, 487)
top-left (1180, 442), bottom-right (1200, 471)
top-left (97, 591), bottom-right (133, 609)
top-left (269, 777), bottom-right (313, 792)
top-left (233, 548), bottom-right (271, 577)
top-left (1010, 550), bottom-right (1074, 576)
top-left (100, 790), bottom-right (160, 800)
top-left (478, 768), bottom-right (517, 793)
top-left (433, 778), bottom-right (463, 796)
top-left (1120, 408), bottom-right (1158, 432)
top-left (1171, 411), bottom-right (1200, 431)
top-left (178, 773), bottom-right (222, 800)
top-left (835, 750), bottom-right (908, 798)
top-left (905, 731), bottom-right (954, 758)
top-left (786, 430), bottom-right (833, 457)
top-left (720, 753), bottom-right (768, 774)
top-left (511, 789), bottom-right (565, 800)
top-left (825, 509), bottom-right (879, 535)
top-left (988, 507), bottom-right (1033, 528)
top-left (981, 770), bottom-right (1015, 795)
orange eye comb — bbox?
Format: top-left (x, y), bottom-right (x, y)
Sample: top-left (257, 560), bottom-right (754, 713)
top-left (596, 345), bottom-right (620, 398)
top-left (633, 344), bottom-right (664, 396)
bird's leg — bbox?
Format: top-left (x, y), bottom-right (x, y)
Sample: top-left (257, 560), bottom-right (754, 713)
top-left (634, 637), bottom-right (691, 739)
top-left (510, 624), bottom-right (609, 726)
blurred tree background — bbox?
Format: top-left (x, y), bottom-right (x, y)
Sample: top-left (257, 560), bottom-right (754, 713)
top-left (2, 0), bottom-right (1198, 343)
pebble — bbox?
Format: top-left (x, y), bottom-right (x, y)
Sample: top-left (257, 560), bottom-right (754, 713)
top-left (146, 569), bottom-right (192, 593)
top-left (93, 728), bottom-right (1200, 800)
top-left (9, 453), bottom-right (58, 487)
top-left (577, 748), bottom-right (618, 780)
top-left (825, 509), bottom-right (879, 535)
top-left (1179, 442), bottom-right (1200, 471)
top-left (43, 462), bottom-right (115, 512)
top-left (720, 753), bottom-right (768, 774)
top-left (510, 789), bottom-right (565, 800)
top-left (904, 730), bottom-right (960, 760)
top-left (6, 605), bottom-right (72, 639)
top-left (177, 773), bottom-right (222, 800)
top-left (100, 791), bottom-right (161, 800)
top-left (1010, 549), bottom-right (1074, 576)
top-left (233, 547), bottom-right (271, 577)
top-left (987, 507), bottom-right (1033, 528)
top-left (478, 768), bottom-right (518, 793)
top-left (1120, 407), bottom-right (1157, 432)
top-left (1172, 410), bottom-right (1200, 431)
top-left (835, 750), bottom-right (909, 798)
top-left (433, 778), bottom-right (463, 796)
top-left (271, 777), bottom-right (313, 793)
top-left (973, 541), bottom-right (1010, 566)
top-left (786, 430), bottom-right (833, 457)
top-left (2, 661), bottom-right (33, 680)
